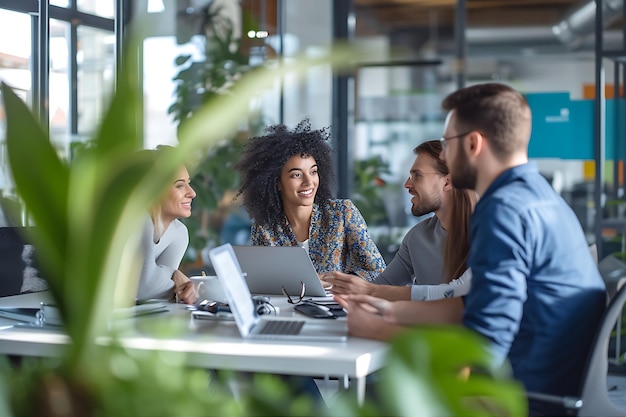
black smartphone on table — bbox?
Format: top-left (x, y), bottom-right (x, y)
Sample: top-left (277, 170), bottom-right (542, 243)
top-left (299, 300), bottom-right (347, 318)
top-left (294, 301), bottom-right (337, 319)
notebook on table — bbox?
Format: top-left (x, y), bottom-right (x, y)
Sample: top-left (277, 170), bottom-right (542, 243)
top-left (209, 244), bottom-right (347, 342)
top-left (232, 245), bottom-right (327, 297)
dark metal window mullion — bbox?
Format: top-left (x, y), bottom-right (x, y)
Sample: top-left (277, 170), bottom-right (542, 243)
top-left (69, 21), bottom-right (78, 137)
top-left (38, 0), bottom-right (50, 133)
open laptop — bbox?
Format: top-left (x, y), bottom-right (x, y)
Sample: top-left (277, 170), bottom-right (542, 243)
top-left (209, 243), bottom-right (347, 342)
top-left (232, 245), bottom-right (327, 297)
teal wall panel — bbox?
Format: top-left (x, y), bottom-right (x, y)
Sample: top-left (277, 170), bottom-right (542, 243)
top-left (569, 100), bottom-right (594, 160)
top-left (526, 92), bottom-right (625, 160)
top-left (526, 92), bottom-right (573, 158)
top-left (606, 98), bottom-right (626, 160)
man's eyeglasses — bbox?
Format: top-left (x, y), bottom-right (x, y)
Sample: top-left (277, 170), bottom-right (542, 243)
top-left (282, 281), bottom-right (306, 304)
top-left (408, 171), bottom-right (442, 182)
top-left (439, 131), bottom-right (473, 150)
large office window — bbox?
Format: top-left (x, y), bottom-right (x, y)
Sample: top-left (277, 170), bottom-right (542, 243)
top-left (0, 10), bottom-right (31, 102)
top-left (0, 1), bottom-right (115, 226)
top-left (46, 20), bottom-right (115, 155)
top-left (50, 0), bottom-right (115, 19)
top-left (76, 25), bottom-right (115, 137)
top-left (50, 19), bottom-right (71, 143)
top-left (143, 36), bottom-right (199, 148)
top-left (0, 9), bottom-right (32, 196)
top-left (77, 0), bottom-right (114, 19)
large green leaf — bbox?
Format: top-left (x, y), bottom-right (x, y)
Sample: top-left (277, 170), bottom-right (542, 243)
top-left (1, 83), bottom-right (69, 316)
top-left (380, 326), bottom-right (527, 417)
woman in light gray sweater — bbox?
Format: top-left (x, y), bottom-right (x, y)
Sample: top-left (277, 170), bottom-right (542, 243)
top-left (137, 161), bottom-right (197, 304)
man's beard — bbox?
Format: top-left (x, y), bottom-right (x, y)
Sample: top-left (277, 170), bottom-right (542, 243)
top-left (411, 195), bottom-right (441, 217)
top-left (451, 145), bottom-right (478, 190)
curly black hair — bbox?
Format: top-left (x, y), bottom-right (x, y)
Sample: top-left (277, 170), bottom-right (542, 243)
top-left (235, 119), bottom-right (335, 230)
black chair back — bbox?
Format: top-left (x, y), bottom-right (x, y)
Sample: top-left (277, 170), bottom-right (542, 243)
top-left (577, 281), bottom-right (626, 416)
top-left (0, 227), bottom-right (47, 297)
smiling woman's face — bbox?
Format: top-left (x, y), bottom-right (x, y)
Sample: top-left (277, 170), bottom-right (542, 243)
top-left (161, 166), bottom-right (196, 223)
top-left (278, 154), bottom-right (319, 210)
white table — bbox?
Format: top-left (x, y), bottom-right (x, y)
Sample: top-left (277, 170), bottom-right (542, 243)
top-left (0, 292), bottom-right (388, 404)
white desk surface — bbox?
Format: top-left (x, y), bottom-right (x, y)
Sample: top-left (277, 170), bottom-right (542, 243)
top-left (0, 292), bottom-right (389, 381)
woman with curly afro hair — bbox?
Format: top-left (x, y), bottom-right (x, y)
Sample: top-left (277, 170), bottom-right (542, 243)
top-left (235, 119), bottom-right (385, 281)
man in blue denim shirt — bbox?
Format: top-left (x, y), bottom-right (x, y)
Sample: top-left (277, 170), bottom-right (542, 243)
top-left (440, 83), bottom-right (606, 415)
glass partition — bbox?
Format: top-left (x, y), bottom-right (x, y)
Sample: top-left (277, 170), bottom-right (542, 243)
top-left (49, 19), bottom-right (70, 147)
top-left (77, 25), bottom-right (115, 137)
top-left (352, 63), bottom-right (446, 261)
top-left (281, 0), bottom-right (332, 128)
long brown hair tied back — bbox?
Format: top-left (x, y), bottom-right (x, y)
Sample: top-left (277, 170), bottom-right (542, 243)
top-left (414, 140), bottom-right (476, 281)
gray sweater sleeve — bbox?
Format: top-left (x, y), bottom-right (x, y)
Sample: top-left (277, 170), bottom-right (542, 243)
top-left (137, 217), bottom-right (189, 300)
top-left (372, 232), bottom-right (414, 285)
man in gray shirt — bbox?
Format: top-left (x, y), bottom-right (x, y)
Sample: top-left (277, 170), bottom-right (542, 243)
top-left (325, 140), bottom-right (452, 301)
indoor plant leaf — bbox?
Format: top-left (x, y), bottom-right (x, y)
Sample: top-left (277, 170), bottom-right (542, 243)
top-left (1, 83), bottom-right (69, 317)
top-left (2, 25), bottom-right (375, 407)
top-left (380, 326), bottom-right (527, 417)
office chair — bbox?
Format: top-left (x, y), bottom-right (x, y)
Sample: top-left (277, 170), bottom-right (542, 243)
top-left (0, 227), bottom-right (47, 297)
top-left (527, 280), bottom-right (626, 416)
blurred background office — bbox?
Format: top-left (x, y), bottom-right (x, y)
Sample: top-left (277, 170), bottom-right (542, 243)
top-left (0, 0), bottom-right (624, 268)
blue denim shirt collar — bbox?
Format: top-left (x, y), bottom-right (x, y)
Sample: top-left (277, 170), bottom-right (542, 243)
top-left (479, 161), bottom-right (538, 202)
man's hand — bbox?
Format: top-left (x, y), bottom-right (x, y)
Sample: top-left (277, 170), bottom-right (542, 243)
top-left (346, 294), bottom-right (394, 320)
top-left (335, 294), bottom-right (402, 341)
top-left (337, 293), bottom-right (464, 327)
top-left (322, 271), bottom-right (374, 295)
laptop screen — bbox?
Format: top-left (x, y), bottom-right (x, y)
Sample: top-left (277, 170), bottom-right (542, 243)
top-left (210, 245), bottom-right (257, 337)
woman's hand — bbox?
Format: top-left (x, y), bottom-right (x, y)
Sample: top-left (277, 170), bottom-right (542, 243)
top-left (171, 270), bottom-right (197, 304)
top-left (318, 272), bottom-right (336, 290)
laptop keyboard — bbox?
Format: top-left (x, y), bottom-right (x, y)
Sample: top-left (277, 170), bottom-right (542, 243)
top-left (259, 320), bottom-right (305, 335)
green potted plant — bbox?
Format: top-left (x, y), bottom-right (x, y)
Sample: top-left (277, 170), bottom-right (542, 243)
top-left (352, 155), bottom-right (391, 227)
top-left (168, 3), bottom-right (255, 261)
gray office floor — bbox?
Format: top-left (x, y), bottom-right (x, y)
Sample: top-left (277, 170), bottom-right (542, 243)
top-left (314, 378), bottom-right (342, 406)
top-left (608, 374), bottom-right (626, 409)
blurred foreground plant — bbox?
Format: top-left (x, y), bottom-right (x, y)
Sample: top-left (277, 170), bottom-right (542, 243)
top-left (0, 23), bottom-right (525, 417)
top-left (0, 24), bottom-right (365, 415)
top-left (329, 326), bottom-right (527, 417)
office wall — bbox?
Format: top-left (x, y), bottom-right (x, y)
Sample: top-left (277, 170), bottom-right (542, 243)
top-left (354, 50), bottom-right (615, 191)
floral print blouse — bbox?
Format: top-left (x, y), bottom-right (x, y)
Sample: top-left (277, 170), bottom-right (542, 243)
top-left (250, 199), bottom-right (386, 281)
